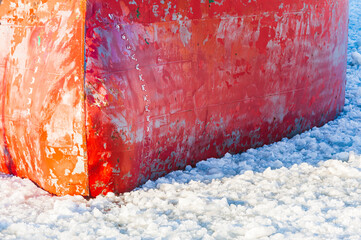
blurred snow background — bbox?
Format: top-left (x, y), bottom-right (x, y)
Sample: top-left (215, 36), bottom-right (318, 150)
top-left (1, 0), bottom-right (361, 239)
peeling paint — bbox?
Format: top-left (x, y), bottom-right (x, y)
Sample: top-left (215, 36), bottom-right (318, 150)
top-left (0, 0), bottom-right (88, 196)
top-left (0, 0), bottom-right (349, 197)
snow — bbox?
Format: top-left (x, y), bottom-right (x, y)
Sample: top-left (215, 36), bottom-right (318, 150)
top-left (1, 1), bottom-right (361, 239)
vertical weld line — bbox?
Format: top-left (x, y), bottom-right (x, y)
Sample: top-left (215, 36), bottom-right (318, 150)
top-left (2, 56), bottom-right (15, 175)
top-left (1, 57), bottom-right (7, 173)
top-left (82, 0), bottom-right (90, 197)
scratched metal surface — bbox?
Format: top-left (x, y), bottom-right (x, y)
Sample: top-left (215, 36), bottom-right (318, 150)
top-left (0, 1), bottom-right (88, 196)
top-left (85, 0), bottom-right (348, 196)
top-left (0, 0), bottom-right (348, 197)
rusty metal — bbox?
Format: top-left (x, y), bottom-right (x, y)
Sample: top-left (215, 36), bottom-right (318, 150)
top-left (0, 0), bottom-right (348, 197)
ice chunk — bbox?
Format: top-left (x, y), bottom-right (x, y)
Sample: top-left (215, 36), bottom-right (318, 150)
top-left (351, 51), bottom-right (361, 65)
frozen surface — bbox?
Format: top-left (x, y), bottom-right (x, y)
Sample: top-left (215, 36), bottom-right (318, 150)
top-left (1, 1), bottom-right (361, 239)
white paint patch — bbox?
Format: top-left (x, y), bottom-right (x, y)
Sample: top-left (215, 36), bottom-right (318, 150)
top-left (135, 127), bottom-right (144, 142)
top-left (49, 169), bottom-right (59, 188)
top-left (152, 5), bottom-right (159, 17)
top-left (72, 156), bottom-right (85, 175)
top-left (179, 21), bottom-right (192, 47)
top-left (45, 147), bottom-right (56, 158)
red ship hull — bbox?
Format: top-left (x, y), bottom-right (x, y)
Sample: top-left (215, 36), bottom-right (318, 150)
top-left (0, 0), bottom-right (348, 196)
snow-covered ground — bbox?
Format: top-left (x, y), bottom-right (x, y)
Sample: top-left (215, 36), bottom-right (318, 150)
top-left (1, 1), bottom-right (361, 239)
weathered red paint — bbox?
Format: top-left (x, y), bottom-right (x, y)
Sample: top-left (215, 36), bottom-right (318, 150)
top-left (0, 0), bottom-right (348, 196)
